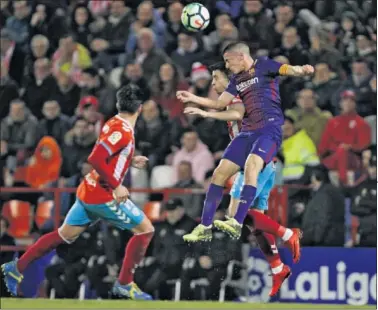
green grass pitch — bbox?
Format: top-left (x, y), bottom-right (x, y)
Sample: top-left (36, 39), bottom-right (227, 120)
top-left (1, 299), bottom-right (376, 309)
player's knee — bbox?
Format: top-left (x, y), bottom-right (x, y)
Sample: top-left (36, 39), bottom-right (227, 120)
top-left (58, 226), bottom-right (81, 244)
top-left (212, 166), bottom-right (229, 184)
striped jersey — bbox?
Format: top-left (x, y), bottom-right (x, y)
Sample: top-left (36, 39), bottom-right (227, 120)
top-left (227, 96), bottom-right (243, 139)
top-left (77, 115), bottom-right (134, 204)
top-left (225, 56), bottom-right (284, 131)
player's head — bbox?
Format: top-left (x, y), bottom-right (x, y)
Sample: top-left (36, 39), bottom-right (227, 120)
top-left (222, 42), bottom-right (251, 74)
top-left (209, 62), bottom-right (230, 94)
top-left (116, 84), bottom-right (143, 115)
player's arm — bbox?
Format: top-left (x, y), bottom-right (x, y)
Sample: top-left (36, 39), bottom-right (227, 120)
top-left (87, 130), bottom-right (129, 190)
top-left (279, 64), bottom-right (315, 77)
top-left (177, 90), bottom-right (234, 110)
top-left (184, 103), bottom-right (245, 121)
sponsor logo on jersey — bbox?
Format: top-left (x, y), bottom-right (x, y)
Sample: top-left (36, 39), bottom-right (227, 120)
top-left (236, 77), bottom-right (259, 92)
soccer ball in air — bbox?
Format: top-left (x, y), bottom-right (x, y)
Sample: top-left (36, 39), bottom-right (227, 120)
top-left (181, 3), bottom-right (210, 32)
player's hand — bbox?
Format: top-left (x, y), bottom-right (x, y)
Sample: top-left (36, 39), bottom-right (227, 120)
top-left (302, 65), bottom-right (314, 76)
top-left (184, 107), bottom-right (208, 118)
top-left (113, 185), bottom-right (129, 204)
top-left (177, 91), bottom-right (196, 103)
top-left (132, 155), bottom-right (149, 169)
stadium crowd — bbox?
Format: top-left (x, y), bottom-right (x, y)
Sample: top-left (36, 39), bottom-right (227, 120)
top-left (0, 0), bottom-right (376, 300)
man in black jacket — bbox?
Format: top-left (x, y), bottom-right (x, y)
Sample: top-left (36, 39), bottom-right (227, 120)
top-left (135, 198), bottom-right (196, 300)
top-left (0, 217), bottom-right (16, 297)
top-left (351, 154), bottom-right (377, 247)
top-left (301, 167), bottom-right (345, 246)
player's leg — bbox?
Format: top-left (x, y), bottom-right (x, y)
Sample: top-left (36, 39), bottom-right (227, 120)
top-left (85, 199), bottom-right (154, 300)
top-left (1, 199), bottom-right (90, 296)
top-left (183, 135), bottom-right (246, 242)
top-left (227, 172), bottom-right (244, 217)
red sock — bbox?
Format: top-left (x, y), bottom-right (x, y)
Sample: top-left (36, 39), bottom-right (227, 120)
top-left (118, 231), bottom-right (154, 285)
top-left (247, 209), bottom-right (287, 238)
top-left (254, 230), bottom-right (283, 270)
top-left (17, 230), bottom-right (64, 273)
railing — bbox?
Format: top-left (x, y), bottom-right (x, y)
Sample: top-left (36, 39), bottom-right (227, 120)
top-left (0, 185), bottom-right (293, 251)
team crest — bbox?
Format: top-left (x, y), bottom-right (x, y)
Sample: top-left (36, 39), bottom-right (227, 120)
top-left (108, 131), bottom-right (122, 145)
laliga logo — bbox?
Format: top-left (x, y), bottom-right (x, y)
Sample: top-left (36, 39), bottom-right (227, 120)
top-left (247, 257), bottom-right (272, 303)
top-left (280, 261), bottom-right (377, 306)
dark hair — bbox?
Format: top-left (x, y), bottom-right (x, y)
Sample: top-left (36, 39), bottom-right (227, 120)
top-left (312, 165), bottom-right (329, 183)
top-left (178, 160), bottom-right (192, 168)
top-left (116, 84), bottom-right (143, 113)
top-left (209, 62), bottom-right (227, 74)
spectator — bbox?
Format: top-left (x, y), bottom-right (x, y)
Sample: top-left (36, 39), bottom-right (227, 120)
top-left (272, 26), bottom-right (309, 65)
top-left (355, 33), bottom-right (376, 67)
top-left (333, 58), bottom-right (375, 117)
top-left (87, 0), bottom-right (111, 18)
top-left (280, 116), bottom-right (320, 183)
top-left (5, 0), bottom-right (31, 52)
top-left (0, 29), bottom-right (26, 86)
top-left (123, 27), bottom-right (170, 81)
top-left (285, 88), bottom-right (332, 146)
top-left (203, 13), bottom-right (232, 54)
top-left (351, 154), bottom-right (377, 247)
top-left (76, 96), bottom-right (104, 136)
top-left (0, 100), bottom-right (38, 169)
top-left (61, 117), bottom-right (96, 177)
top-left (136, 198), bottom-right (196, 299)
top-left (36, 100), bottom-right (71, 146)
top-left (170, 161), bottom-right (203, 218)
top-left (29, 3), bottom-right (68, 50)
top-left (126, 1), bottom-right (166, 53)
top-left (171, 32), bottom-right (206, 78)
top-left (22, 58), bottom-right (58, 119)
top-left (149, 62), bottom-right (189, 119)
top-left (205, 21), bottom-right (239, 58)
top-left (52, 70), bottom-right (81, 117)
top-left (80, 67), bottom-right (116, 118)
top-left (135, 100), bottom-right (171, 169)
top-left (305, 62), bottom-right (341, 114)
top-left (24, 35), bottom-right (52, 84)
top-left (301, 167), bottom-right (345, 246)
top-left (0, 58), bottom-right (19, 120)
top-left (319, 90), bottom-right (371, 185)
top-left (52, 33), bottom-right (92, 84)
top-left (119, 62), bottom-right (151, 102)
top-left (189, 62), bottom-right (216, 99)
top-left (308, 26), bottom-right (343, 73)
top-left (90, 0), bottom-right (134, 71)
top-left (216, 0), bottom-right (243, 19)
top-left (70, 4), bottom-right (94, 49)
top-left (163, 2), bottom-right (185, 55)
top-left (0, 0), bottom-right (11, 28)
top-left (238, 0), bottom-right (275, 51)
top-left (19, 136), bottom-right (62, 189)
top-left (336, 11), bottom-right (358, 58)
top-left (273, 55), bottom-right (304, 111)
top-left (181, 203), bottom-right (241, 300)
top-left (172, 129), bottom-right (215, 184)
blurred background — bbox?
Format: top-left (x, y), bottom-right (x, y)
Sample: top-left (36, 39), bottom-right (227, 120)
top-left (0, 0), bottom-right (376, 305)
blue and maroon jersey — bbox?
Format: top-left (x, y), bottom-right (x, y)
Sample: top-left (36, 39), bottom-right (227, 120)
top-left (225, 57), bottom-right (284, 132)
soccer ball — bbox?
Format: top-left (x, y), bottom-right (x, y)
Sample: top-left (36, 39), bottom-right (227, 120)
top-left (181, 3), bottom-right (210, 32)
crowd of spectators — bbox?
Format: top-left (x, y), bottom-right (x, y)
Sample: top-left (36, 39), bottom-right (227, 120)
top-left (0, 0), bottom-right (376, 300)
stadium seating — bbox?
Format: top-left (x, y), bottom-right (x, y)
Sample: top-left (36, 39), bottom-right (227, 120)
top-left (35, 200), bottom-right (54, 229)
top-left (2, 200), bottom-right (33, 238)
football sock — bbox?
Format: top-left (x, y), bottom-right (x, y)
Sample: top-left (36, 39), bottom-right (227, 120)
top-left (247, 209), bottom-right (292, 240)
top-left (201, 183), bottom-right (224, 226)
top-left (254, 230), bottom-right (283, 274)
top-left (118, 231), bottom-right (154, 285)
top-left (17, 230), bottom-right (64, 273)
top-left (234, 185), bottom-right (256, 223)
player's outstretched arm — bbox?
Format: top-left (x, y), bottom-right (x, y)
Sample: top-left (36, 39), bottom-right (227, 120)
top-left (279, 64), bottom-right (314, 77)
top-left (177, 90), bottom-right (234, 110)
top-left (184, 104), bottom-right (245, 121)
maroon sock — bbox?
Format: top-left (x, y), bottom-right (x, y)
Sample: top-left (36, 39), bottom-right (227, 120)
top-left (118, 231), bottom-right (154, 285)
top-left (254, 230), bottom-right (283, 269)
top-left (17, 230), bottom-right (64, 273)
top-left (247, 209), bottom-right (286, 238)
